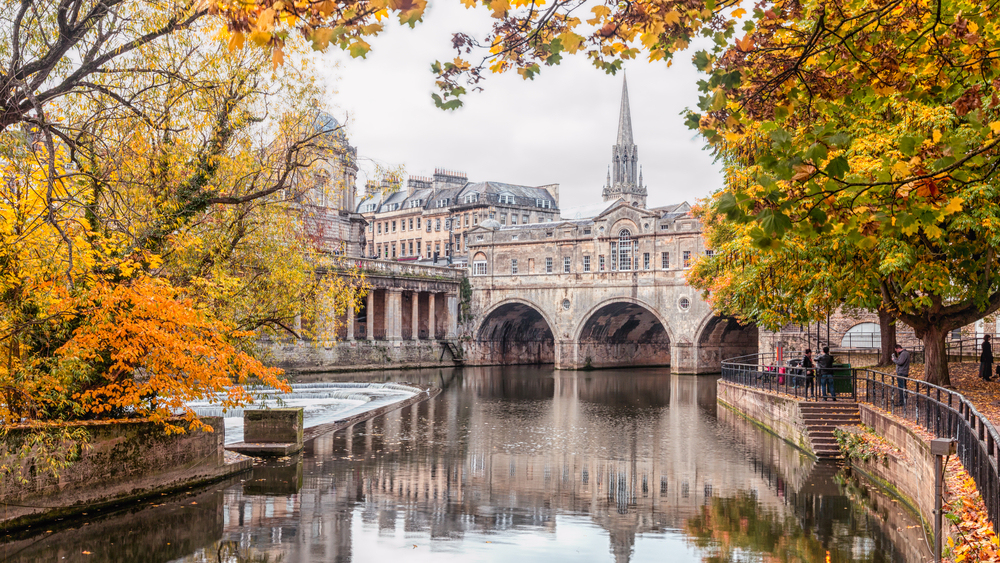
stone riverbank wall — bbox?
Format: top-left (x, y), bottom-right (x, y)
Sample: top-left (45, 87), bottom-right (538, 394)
top-left (717, 380), bottom-right (938, 537)
top-left (266, 339), bottom-right (461, 373)
top-left (0, 417), bottom-right (248, 532)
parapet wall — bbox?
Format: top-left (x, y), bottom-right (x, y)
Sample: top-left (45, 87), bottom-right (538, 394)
top-left (0, 417), bottom-right (244, 532)
top-left (716, 380), bottom-right (814, 456)
top-left (266, 339), bottom-right (459, 373)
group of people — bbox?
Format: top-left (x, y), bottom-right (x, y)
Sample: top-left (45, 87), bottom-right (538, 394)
top-left (795, 346), bottom-right (838, 401)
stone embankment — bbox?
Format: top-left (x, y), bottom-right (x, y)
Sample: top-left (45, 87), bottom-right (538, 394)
top-left (718, 380), bottom-right (941, 540)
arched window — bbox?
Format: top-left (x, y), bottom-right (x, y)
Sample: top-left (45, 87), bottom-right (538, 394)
top-left (841, 322), bottom-right (880, 348)
top-left (618, 229), bottom-right (633, 271)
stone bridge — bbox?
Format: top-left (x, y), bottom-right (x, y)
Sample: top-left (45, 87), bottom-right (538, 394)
top-left (463, 202), bottom-right (757, 373)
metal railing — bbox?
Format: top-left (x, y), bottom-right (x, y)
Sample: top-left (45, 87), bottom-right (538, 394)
top-left (721, 354), bottom-right (1000, 534)
top-left (372, 328), bottom-right (386, 341)
top-left (401, 327), bottom-right (413, 340)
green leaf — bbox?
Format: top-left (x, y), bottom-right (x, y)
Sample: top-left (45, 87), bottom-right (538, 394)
top-left (825, 156), bottom-right (850, 179)
top-left (899, 136), bottom-right (917, 157)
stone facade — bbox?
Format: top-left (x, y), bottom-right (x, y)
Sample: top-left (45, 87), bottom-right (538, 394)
top-left (463, 78), bottom-right (756, 373)
top-left (358, 170), bottom-right (560, 264)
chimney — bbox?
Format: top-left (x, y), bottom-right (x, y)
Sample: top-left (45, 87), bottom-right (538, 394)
top-left (538, 183), bottom-right (560, 207)
top-left (432, 168), bottom-right (468, 191)
top-left (407, 175), bottom-right (433, 196)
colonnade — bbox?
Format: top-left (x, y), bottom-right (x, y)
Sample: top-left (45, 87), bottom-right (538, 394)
top-left (352, 289), bottom-right (458, 341)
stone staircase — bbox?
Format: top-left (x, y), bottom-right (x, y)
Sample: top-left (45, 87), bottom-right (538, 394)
top-left (799, 401), bottom-right (861, 459)
top-left (444, 341), bottom-right (465, 365)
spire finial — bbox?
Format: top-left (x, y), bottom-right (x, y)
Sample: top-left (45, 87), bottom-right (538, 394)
top-left (616, 74), bottom-right (634, 146)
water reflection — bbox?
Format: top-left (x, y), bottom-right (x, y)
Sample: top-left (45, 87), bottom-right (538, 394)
top-left (0, 367), bottom-right (928, 562)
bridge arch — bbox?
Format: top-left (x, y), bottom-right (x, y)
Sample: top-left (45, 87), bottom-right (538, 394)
top-left (473, 298), bottom-right (555, 365)
top-left (571, 298), bottom-right (673, 369)
top-left (693, 315), bottom-right (758, 372)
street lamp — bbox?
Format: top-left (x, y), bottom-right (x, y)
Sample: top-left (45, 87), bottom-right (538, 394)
top-left (930, 437), bottom-right (957, 562)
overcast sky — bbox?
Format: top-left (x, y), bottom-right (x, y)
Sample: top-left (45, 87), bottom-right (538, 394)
top-left (317, 1), bottom-right (724, 210)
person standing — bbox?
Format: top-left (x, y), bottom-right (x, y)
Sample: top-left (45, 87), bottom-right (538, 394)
top-left (891, 343), bottom-right (910, 405)
top-left (816, 346), bottom-right (835, 401)
top-left (802, 349), bottom-right (816, 399)
top-left (980, 335), bottom-right (994, 382)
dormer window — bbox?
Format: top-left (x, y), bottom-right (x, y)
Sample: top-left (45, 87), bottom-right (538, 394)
top-left (464, 193), bottom-right (479, 204)
top-left (498, 193), bottom-right (515, 205)
top-left (409, 199), bottom-right (423, 208)
top-left (535, 198), bottom-right (551, 209)
top-left (438, 198), bottom-right (451, 207)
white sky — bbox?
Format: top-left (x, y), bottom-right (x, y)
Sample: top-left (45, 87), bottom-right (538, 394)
top-left (316, 1), bottom-right (724, 209)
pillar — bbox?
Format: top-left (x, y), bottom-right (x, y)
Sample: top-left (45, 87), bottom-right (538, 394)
top-left (411, 292), bottom-right (419, 341)
top-left (446, 293), bottom-right (458, 339)
top-left (366, 291), bottom-right (374, 341)
top-left (387, 289), bottom-right (402, 341)
top-left (428, 293), bottom-right (436, 340)
top-left (346, 303), bottom-right (354, 341)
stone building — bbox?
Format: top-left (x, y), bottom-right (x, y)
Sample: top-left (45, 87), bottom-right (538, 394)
top-left (357, 170), bottom-right (560, 264)
top-left (464, 77), bottom-right (758, 373)
top-left (290, 113), bottom-right (367, 256)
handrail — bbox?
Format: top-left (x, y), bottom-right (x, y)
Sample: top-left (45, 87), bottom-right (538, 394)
top-left (721, 353), bottom-right (1000, 534)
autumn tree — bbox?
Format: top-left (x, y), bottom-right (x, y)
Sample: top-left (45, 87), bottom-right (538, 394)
top-left (0, 2), bottom-right (368, 429)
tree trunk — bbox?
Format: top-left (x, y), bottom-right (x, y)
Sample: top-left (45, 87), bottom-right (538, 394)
top-left (922, 325), bottom-right (950, 387)
top-left (877, 306), bottom-right (897, 367)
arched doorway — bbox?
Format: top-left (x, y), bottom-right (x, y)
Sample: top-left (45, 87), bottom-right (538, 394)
top-left (474, 301), bottom-right (555, 365)
top-left (575, 301), bottom-right (671, 369)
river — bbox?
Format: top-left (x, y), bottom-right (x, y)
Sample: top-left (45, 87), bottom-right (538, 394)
top-left (0, 366), bottom-right (931, 562)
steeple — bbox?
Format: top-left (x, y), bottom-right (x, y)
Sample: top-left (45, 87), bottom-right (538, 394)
top-left (603, 74), bottom-right (647, 208)
top-left (616, 75), bottom-right (634, 146)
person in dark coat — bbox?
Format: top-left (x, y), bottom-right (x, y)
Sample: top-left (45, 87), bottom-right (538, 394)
top-left (981, 335), bottom-right (994, 382)
top-left (801, 349), bottom-right (815, 399)
top-left (816, 346), bottom-right (836, 401)
top-left (891, 344), bottom-right (910, 405)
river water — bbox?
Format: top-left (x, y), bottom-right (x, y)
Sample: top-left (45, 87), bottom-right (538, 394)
top-left (0, 367), bottom-right (931, 562)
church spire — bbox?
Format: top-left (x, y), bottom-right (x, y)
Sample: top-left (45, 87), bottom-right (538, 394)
top-left (616, 74), bottom-right (634, 146)
top-left (603, 74), bottom-right (647, 208)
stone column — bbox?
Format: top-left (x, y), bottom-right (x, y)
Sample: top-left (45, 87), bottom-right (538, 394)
top-left (294, 313), bottom-right (302, 340)
top-left (446, 293), bottom-right (458, 339)
top-left (411, 292), bottom-right (419, 341)
top-left (428, 293), bottom-right (436, 340)
top-left (387, 289), bottom-right (403, 341)
top-left (346, 303), bottom-right (355, 341)
top-left (366, 291), bottom-right (374, 341)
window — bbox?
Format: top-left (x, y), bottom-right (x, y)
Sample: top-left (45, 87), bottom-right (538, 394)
top-left (563, 257), bottom-right (571, 273)
top-left (474, 215), bottom-right (479, 225)
top-left (445, 218), bottom-right (452, 230)
top-left (511, 214), bottom-right (518, 225)
top-left (435, 243), bottom-right (440, 253)
top-left (465, 193), bottom-right (479, 204)
top-left (438, 198), bottom-right (451, 207)
top-left (661, 252), bottom-right (670, 269)
top-left (392, 221), bottom-right (396, 233)
top-left (583, 228), bottom-right (591, 235)
top-left (705, 249), bottom-right (715, 257)
top-left (842, 322), bottom-right (880, 349)
top-left (473, 261), bottom-right (487, 275)
top-left (683, 250), bottom-right (692, 268)
top-left (417, 218), bottom-right (421, 229)
top-left (545, 257), bottom-right (553, 273)
top-left (368, 223), bottom-right (373, 232)
top-left (599, 255), bottom-right (605, 271)
top-left (583, 256), bottom-right (591, 272)
top-left (535, 198), bottom-right (551, 208)
top-left (400, 220), bottom-right (405, 232)
top-left (416, 241), bottom-right (421, 255)
top-left (464, 214), bottom-right (469, 227)
top-left (391, 243), bottom-right (396, 258)
top-left (455, 238), bottom-right (461, 251)
top-left (546, 231), bottom-right (553, 238)
top-left (409, 199), bottom-right (423, 208)
top-left (409, 241), bottom-right (414, 255)
top-left (660, 224), bottom-right (669, 230)
top-left (377, 244), bottom-right (381, 257)
top-left (499, 194), bottom-right (515, 205)
top-left (435, 219), bottom-right (441, 231)
top-left (426, 221), bottom-right (431, 233)
top-left (511, 234), bottom-right (518, 240)
top-left (523, 214), bottom-right (529, 224)
top-left (643, 252), bottom-right (650, 270)
top-left (500, 214), bottom-right (506, 225)
top-left (409, 218), bottom-right (414, 230)
top-left (616, 229), bottom-right (633, 271)
top-left (377, 223), bottom-right (382, 234)
top-left (511, 259), bottom-right (518, 274)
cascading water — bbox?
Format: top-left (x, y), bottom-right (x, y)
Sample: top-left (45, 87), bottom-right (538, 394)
top-left (185, 382), bottom-right (417, 444)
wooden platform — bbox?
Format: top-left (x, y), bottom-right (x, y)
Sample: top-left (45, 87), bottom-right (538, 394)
top-left (799, 401), bottom-right (861, 458)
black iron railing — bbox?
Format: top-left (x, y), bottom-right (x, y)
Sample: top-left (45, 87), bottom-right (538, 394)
top-left (721, 354), bottom-right (1000, 534)
top-left (401, 327), bottom-right (413, 340)
top-left (373, 328), bottom-right (386, 341)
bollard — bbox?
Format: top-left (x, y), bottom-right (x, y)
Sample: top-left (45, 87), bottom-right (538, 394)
top-left (930, 438), bottom-right (957, 562)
